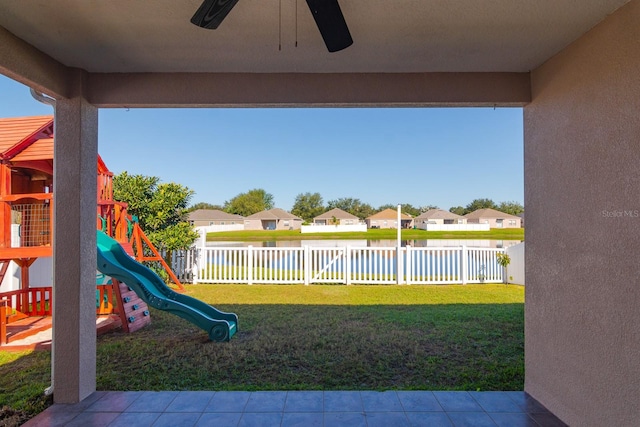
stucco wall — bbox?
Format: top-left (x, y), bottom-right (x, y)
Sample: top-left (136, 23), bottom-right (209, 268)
top-left (275, 219), bottom-right (301, 230)
top-left (243, 219), bottom-right (265, 231)
top-left (524, 1), bottom-right (640, 425)
top-left (366, 219), bottom-right (398, 229)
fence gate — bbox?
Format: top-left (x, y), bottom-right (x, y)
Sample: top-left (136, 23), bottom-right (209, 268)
top-left (308, 247), bottom-right (346, 284)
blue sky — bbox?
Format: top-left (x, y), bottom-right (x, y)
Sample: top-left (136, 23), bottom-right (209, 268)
top-left (1, 75), bottom-right (523, 211)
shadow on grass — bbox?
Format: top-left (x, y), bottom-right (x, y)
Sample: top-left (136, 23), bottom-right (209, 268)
top-left (96, 303), bottom-right (524, 393)
top-left (0, 302), bottom-right (522, 425)
top-left (0, 350), bottom-right (52, 426)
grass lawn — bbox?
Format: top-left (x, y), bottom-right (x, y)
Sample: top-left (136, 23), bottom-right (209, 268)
top-left (207, 228), bottom-right (525, 241)
top-left (0, 284), bottom-right (524, 425)
top-left (0, 350), bottom-right (51, 426)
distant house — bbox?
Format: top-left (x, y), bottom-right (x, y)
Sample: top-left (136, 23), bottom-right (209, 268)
top-left (244, 208), bottom-right (303, 230)
top-left (366, 208), bottom-right (413, 229)
top-left (464, 208), bottom-right (522, 228)
top-left (187, 209), bottom-right (245, 227)
top-left (414, 209), bottom-right (465, 227)
top-left (313, 208), bottom-right (360, 225)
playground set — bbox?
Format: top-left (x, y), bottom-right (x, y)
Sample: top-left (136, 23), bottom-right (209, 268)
top-left (0, 116), bottom-right (236, 347)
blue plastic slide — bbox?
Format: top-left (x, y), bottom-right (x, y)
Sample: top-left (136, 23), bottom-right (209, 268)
top-left (96, 231), bottom-right (237, 341)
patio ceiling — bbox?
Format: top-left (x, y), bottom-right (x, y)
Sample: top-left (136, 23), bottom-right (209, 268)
top-left (0, 0), bottom-right (632, 106)
top-left (0, 0), bottom-right (630, 74)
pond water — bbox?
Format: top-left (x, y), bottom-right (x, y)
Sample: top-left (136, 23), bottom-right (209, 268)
top-left (206, 239), bottom-right (522, 249)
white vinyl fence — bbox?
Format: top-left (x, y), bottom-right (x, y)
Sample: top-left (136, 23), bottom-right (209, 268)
top-left (505, 242), bottom-right (525, 285)
top-left (172, 245), bottom-right (506, 285)
top-left (169, 249), bottom-right (199, 283)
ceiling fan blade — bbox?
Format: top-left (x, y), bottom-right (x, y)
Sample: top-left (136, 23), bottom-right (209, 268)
top-left (191, 0), bottom-right (240, 29)
top-left (305, 0), bottom-right (353, 52)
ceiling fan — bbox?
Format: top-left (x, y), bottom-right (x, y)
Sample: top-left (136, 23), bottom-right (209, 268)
top-left (191, 0), bottom-right (353, 52)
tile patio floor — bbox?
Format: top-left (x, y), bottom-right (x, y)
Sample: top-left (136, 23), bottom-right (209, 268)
top-left (24, 390), bottom-right (567, 426)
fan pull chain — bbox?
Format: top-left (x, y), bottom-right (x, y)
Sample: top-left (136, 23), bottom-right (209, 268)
top-left (279, 0), bottom-right (282, 50)
top-left (295, 0), bottom-right (298, 47)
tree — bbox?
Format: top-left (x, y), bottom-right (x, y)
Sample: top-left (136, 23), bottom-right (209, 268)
top-left (291, 192), bottom-right (324, 222)
top-left (113, 172), bottom-right (199, 252)
top-left (327, 197), bottom-right (375, 220)
top-left (377, 204), bottom-right (396, 211)
top-left (400, 204), bottom-right (420, 217)
top-left (496, 252), bottom-right (512, 283)
top-left (465, 198), bottom-right (497, 214)
top-left (497, 201), bottom-right (524, 216)
top-left (112, 173), bottom-right (157, 222)
top-left (378, 203), bottom-right (420, 217)
top-left (419, 205), bottom-right (440, 213)
top-left (449, 206), bottom-right (466, 215)
top-left (187, 202), bottom-right (224, 212)
top-left (224, 188), bottom-right (274, 217)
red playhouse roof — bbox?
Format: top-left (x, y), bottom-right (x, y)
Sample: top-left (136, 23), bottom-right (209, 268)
top-left (0, 115), bottom-right (110, 174)
top-left (0, 115), bottom-right (54, 161)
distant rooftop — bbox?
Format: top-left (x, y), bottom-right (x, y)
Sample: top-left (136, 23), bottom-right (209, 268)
top-left (464, 208), bottom-right (521, 219)
top-left (415, 209), bottom-right (463, 220)
top-left (315, 208), bottom-right (359, 220)
top-left (188, 209), bottom-right (244, 221)
top-left (367, 208), bottom-right (412, 220)
top-left (246, 208), bottom-right (302, 221)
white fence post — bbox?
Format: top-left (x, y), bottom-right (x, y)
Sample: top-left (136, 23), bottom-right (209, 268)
top-left (345, 246), bottom-right (352, 285)
top-left (405, 245), bottom-right (412, 285)
top-left (396, 246), bottom-right (403, 285)
top-left (461, 245), bottom-right (467, 285)
top-left (247, 245), bottom-right (253, 285)
top-left (304, 245), bottom-right (310, 285)
top-left (396, 205), bottom-right (402, 285)
top-left (505, 242), bottom-right (525, 285)
top-left (191, 248), bottom-right (198, 284)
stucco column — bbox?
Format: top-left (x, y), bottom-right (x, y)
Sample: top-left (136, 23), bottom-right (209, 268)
top-left (524, 1), bottom-right (640, 425)
top-left (52, 70), bottom-right (98, 403)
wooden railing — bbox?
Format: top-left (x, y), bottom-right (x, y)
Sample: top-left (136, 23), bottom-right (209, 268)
top-left (0, 285), bottom-right (118, 319)
top-left (0, 287), bottom-right (52, 317)
top-left (1, 287), bottom-right (52, 345)
top-left (97, 201), bottom-right (129, 242)
top-left (0, 285), bottom-right (121, 344)
top-left (97, 171), bottom-right (114, 202)
top-left (0, 299), bottom-right (7, 345)
top-left (96, 284), bottom-right (118, 315)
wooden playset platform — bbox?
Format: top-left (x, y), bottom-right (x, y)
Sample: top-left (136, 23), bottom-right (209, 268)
top-left (0, 115), bottom-right (183, 349)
